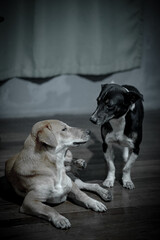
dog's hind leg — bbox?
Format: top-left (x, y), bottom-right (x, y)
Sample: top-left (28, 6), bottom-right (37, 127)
top-left (64, 150), bottom-right (87, 172)
top-left (64, 150), bottom-right (73, 171)
top-left (122, 152), bottom-right (138, 189)
top-left (103, 144), bottom-right (115, 188)
top-left (74, 178), bottom-right (112, 201)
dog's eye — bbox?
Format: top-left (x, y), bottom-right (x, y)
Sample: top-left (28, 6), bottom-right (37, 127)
top-left (62, 127), bottom-right (67, 131)
top-left (106, 105), bottom-right (115, 110)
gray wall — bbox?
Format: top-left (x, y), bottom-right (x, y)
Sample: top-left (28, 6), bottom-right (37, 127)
top-left (0, 1), bottom-right (160, 118)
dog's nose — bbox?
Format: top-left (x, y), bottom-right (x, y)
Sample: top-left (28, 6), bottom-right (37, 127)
top-left (86, 130), bottom-right (91, 135)
top-left (90, 116), bottom-right (97, 124)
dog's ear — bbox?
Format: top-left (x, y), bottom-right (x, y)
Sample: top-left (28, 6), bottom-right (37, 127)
top-left (37, 124), bottom-right (57, 147)
top-left (101, 84), bottom-right (108, 89)
top-left (125, 91), bottom-right (144, 104)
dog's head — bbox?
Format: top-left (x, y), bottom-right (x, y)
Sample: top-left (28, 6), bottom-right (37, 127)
top-left (90, 83), bottom-right (143, 125)
top-left (31, 120), bottom-right (90, 151)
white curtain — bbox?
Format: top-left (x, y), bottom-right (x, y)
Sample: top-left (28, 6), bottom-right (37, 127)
top-left (0, 0), bottom-right (143, 80)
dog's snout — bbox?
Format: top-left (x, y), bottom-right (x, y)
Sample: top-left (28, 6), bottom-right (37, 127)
top-left (90, 115), bottom-right (97, 124)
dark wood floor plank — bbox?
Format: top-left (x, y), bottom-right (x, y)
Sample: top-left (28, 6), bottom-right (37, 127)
top-left (1, 206), bottom-right (160, 240)
top-left (0, 110), bottom-right (160, 240)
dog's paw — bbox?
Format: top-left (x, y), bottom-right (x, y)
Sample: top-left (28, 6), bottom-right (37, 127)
top-left (103, 179), bottom-right (114, 188)
top-left (123, 180), bottom-right (135, 190)
top-left (99, 188), bottom-right (112, 202)
top-left (87, 200), bottom-right (107, 212)
top-left (53, 215), bottom-right (71, 229)
top-left (74, 159), bottom-right (87, 169)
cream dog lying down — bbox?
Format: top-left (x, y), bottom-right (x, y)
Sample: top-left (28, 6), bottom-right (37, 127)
top-left (5, 120), bottom-right (112, 229)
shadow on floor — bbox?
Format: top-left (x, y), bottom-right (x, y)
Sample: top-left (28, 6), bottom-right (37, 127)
top-left (0, 176), bottom-right (23, 205)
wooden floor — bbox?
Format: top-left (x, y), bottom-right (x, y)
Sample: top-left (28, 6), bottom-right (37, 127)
top-left (0, 110), bottom-right (160, 240)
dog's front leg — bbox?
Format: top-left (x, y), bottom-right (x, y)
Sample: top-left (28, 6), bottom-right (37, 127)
top-left (74, 178), bottom-right (112, 202)
top-left (103, 144), bottom-right (115, 188)
top-left (68, 183), bottom-right (107, 212)
top-left (122, 152), bottom-right (138, 189)
top-left (20, 190), bottom-right (71, 229)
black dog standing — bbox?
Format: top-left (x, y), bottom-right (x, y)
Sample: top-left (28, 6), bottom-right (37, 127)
top-left (90, 84), bottom-right (144, 189)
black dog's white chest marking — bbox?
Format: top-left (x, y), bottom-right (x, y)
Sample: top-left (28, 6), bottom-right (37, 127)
top-left (90, 83), bottom-right (144, 189)
top-left (105, 116), bottom-right (134, 148)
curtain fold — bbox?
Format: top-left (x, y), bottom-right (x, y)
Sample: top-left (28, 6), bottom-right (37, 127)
top-left (0, 0), bottom-right (143, 81)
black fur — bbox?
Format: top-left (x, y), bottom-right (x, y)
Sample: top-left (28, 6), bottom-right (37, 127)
top-left (90, 83), bottom-right (144, 158)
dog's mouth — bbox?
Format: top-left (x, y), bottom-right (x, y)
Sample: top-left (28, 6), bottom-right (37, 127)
top-left (73, 141), bottom-right (87, 146)
top-left (90, 114), bottom-right (115, 125)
